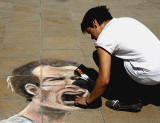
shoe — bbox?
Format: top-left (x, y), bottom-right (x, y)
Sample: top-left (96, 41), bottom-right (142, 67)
top-left (105, 100), bottom-right (143, 112)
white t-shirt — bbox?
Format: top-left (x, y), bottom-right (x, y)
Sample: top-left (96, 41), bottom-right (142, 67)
top-left (95, 17), bottom-right (160, 85)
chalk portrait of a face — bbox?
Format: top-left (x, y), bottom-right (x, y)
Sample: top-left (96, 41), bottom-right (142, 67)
top-left (0, 59), bottom-right (101, 123)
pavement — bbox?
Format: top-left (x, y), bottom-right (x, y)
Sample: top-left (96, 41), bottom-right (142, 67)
top-left (0, 0), bottom-right (160, 122)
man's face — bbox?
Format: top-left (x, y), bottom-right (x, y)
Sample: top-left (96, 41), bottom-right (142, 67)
top-left (86, 19), bottom-right (103, 40)
top-left (32, 65), bottom-right (89, 111)
top-left (86, 27), bottom-right (100, 40)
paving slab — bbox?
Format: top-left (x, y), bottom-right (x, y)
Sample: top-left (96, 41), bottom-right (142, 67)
top-left (42, 49), bottom-right (85, 64)
top-left (65, 110), bottom-right (104, 123)
top-left (0, 25), bottom-right (4, 47)
top-left (12, 0), bottom-right (40, 7)
top-left (4, 31), bottom-right (41, 44)
top-left (0, 58), bottom-right (41, 76)
top-left (0, 43), bottom-right (41, 58)
top-left (42, 17), bottom-right (77, 37)
top-left (42, 37), bottom-right (79, 50)
top-left (5, 21), bottom-right (40, 32)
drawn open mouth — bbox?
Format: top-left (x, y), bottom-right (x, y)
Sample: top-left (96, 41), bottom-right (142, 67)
top-left (62, 91), bottom-right (87, 106)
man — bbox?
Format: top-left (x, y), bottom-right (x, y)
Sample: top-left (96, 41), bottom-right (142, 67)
top-left (75, 5), bottom-right (160, 112)
top-left (0, 59), bottom-right (101, 123)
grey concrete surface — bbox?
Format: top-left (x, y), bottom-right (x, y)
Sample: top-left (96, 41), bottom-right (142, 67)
top-left (0, 0), bottom-right (160, 122)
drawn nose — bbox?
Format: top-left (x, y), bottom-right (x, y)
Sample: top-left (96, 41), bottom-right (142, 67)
top-left (65, 79), bottom-right (73, 85)
top-left (65, 84), bottom-right (79, 89)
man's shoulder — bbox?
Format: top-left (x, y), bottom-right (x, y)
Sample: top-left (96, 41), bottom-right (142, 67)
top-left (115, 17), bottom-right (137, 21)
top-left (111, 17), bottom-right (141, 26)
top-left (101, 17), bottom-right (142, 35)
top-left (102, 17), bottom-right (137, 31)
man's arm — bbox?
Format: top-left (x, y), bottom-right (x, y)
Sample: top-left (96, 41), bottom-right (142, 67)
top-left (75, 47), bottom-right (111, 105)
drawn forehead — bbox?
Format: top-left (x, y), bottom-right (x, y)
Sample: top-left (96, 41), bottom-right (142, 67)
top-left (43, 65), bottom-right (76, 74)
top-left (32, 65), bottom-right (76, 77)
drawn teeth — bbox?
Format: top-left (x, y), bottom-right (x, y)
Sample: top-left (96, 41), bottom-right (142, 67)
top-left (64, 101), bottom-right (75, 106)
top-left (64, 101), bottom-right (74, 104)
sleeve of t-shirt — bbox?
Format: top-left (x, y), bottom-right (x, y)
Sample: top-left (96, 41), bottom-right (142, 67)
top-left (94, 32), bottom-right (118, 54)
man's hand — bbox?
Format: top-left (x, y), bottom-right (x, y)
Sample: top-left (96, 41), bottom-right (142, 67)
top-left (75, 96), bottom-right (88, 106)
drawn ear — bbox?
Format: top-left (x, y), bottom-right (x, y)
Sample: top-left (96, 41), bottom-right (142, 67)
top-left (25, 83), bottom-right (39, 96)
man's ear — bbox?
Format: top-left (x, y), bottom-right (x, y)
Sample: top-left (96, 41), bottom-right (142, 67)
top-left (93, 19), bottom-right (99, 28)
top-left (25, 83), bottom-right (39, 96)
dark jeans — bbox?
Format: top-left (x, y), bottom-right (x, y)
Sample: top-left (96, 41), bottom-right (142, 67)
top-left (93, 50), bottom-right (160, 105)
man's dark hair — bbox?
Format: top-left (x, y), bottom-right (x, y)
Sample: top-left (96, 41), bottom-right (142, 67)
top-left (10, 59), bottom-right (78, 101)
top-left (81, 5), bottom-right (113, 33)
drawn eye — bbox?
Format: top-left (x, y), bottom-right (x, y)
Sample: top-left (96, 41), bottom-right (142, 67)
top-left (49, 77), bottom-right (65, 81)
